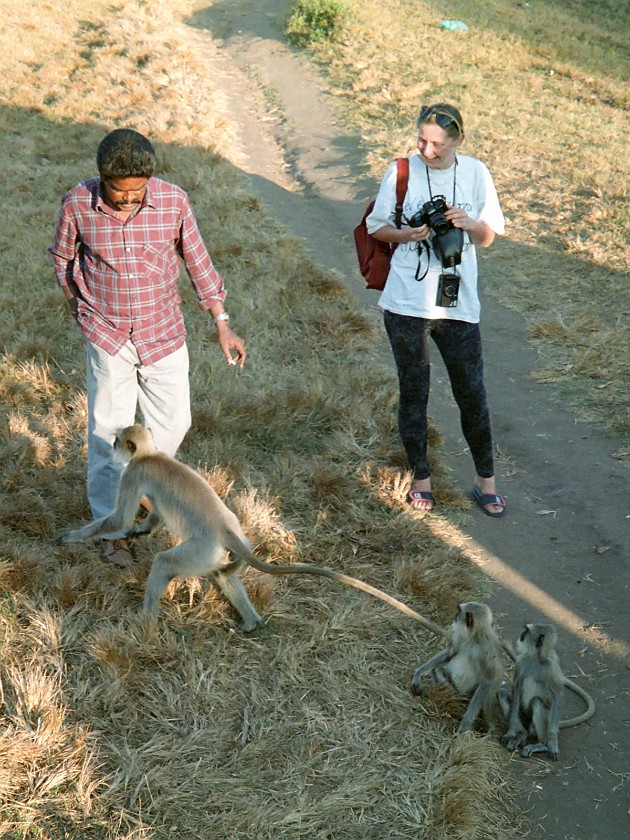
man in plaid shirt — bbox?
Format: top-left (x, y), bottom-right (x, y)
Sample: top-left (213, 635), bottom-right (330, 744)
top-left (50, 128), bottom-right (246, 567)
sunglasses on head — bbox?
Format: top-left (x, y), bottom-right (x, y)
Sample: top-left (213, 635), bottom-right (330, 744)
top-left (419, 105), bottom-right (462, 134)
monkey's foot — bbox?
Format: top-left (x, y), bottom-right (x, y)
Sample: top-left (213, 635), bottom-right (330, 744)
top-left (522, 742), bottom-right (559, 761)
top-left (101, 538), bottom-right (135, 568)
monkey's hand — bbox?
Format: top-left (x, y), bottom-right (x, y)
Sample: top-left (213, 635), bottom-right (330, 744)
top-left (125, 525), bottom-right (151, 539)
top-left (55, 530), bottom-right (82, 546)
top-left (411, 668), bottom-right (432, 696)
top-left (501, 730), bottom-right (527, 752)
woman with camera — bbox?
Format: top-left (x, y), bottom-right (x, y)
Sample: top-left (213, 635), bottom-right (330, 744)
top-left (366, 103), bottom-right (506, 516)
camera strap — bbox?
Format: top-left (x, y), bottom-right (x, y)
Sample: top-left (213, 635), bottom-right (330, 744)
top-left (415, 159), bottom-right (459, 282)
top-left (425, 158), bottom-right (458, 206)
top-left (416, 161), bottom-right (459, 282)
top-left (414, 242), bottom-right (431, 282)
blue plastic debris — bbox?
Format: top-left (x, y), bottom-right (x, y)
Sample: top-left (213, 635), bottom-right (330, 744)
top-left (440, 20), bottom-right (469, 31)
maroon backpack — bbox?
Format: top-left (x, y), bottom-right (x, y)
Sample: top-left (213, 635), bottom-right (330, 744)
top-left (353, 158), bottom-right (409, 290)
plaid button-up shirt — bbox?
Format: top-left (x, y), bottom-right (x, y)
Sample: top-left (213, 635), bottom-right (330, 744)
top-left (50, 177), bottom-right (226, 365)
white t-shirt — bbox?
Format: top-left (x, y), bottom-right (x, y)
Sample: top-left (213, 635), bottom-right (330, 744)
top-left (366, 153), bottom-right (505, 323)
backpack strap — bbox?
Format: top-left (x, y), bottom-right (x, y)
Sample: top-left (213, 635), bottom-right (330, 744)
top-left (393, 157), bottom-right (410, 229)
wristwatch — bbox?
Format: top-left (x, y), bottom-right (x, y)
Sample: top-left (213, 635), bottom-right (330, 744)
top-left (213, 312), bottom-right (230, 325)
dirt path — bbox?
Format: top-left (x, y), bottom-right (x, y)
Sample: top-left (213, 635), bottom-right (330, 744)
top-left (187, 3), bottom-right (628, 837)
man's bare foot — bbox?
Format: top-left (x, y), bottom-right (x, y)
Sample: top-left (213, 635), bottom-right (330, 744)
top-left (101, 538), bottom-right (135, 568)
top-left (407, 478), bottom-right (434, 512)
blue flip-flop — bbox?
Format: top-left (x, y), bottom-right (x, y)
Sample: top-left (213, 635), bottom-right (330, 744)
top-left (472, 486), bottom-right (506, 518)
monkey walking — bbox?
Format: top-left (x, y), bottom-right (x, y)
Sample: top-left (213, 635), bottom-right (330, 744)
top-left (411, 601), bottom-right (511, 733)
top-left (501, 623), bottom-right (564, 761)
top-left (56, 426), bottom-right (596, 737)
top-left (56, 424), bottom-right (447, 634)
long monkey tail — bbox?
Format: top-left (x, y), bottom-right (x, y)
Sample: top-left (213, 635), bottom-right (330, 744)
top-left (560, 677), bottom-right (596, 728)
top-left (324, 570), bottom-right (448, 637)
top-left (225, 532), bottom-right (448, 638)
top-left (229, 535), bottom-right (595, 727)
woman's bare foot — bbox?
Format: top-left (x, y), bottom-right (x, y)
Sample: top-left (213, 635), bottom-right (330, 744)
top-left (473, 476), bottom-right (506, 517)
top-left (407, 478), bottom-right (434, 512)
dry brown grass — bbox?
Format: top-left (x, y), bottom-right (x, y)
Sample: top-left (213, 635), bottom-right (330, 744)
top-left (0, 0), bottom-right (526, 837)
top-left (301, 0), bottom-right (629, 454)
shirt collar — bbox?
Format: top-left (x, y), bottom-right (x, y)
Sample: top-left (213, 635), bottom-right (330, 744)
top-left (93, 176), bottom-right (158, 211)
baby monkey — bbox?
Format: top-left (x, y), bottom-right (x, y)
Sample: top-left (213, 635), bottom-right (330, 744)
top-left (411, 601), bottom-right (510, 733)
top-left (501, 623), bottom-right (564, 761)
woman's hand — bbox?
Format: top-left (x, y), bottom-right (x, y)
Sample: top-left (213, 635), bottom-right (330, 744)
top-left (445, 205), bottom-right (476, 231)
top-left (445, 206), bottom-right (496, 247)
top-left (406, 224), bottom-right (431, 243)
top-left (372, 224), bottom-right (430, 245)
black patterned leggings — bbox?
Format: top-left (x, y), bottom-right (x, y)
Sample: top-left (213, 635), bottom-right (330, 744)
top-left (383, 311), bottom-right (495, 481)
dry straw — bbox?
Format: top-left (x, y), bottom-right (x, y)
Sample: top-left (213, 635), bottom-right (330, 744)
top-left (0, 0), bottom-right (528, 837)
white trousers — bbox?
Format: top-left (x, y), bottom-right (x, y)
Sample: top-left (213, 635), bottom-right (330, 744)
top-left (86, 340), bottom-right (191, 520)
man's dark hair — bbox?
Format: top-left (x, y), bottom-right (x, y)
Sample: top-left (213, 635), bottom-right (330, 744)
top-left (97, 129), bottom-right (157, 179)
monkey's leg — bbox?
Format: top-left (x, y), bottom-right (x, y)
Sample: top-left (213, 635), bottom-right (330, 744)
top-left (501, 686), bottom-right (528, 751)
top-left (545, 697), bottom-right (561, 761)
top-left (57, 511), bottom-right (129, 543)
top-left (482, 681), bottom-right (511, 733)
top-left (213, 570), bottom-right (261, 633)
top-left (522, 697), bottom-right (560, 761)
top-left (126, 510), bottom-right (163, 538)
top-left (458, 682), bottom-right (487, 733)
top-left (497, 681), bottom-right (511, 714)
top-left (497, 681), bottom-right (512, 722)
top-left (142, 541), bottom-right (206, 617)
top-left (411, 650), bottom-right (450, 695)
top-left (57, 471), bottom-right (144, 544)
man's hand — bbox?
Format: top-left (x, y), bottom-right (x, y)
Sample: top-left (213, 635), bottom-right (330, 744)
top-left (217, 324), bottom-right (247, 368)
top-left (66, 295), bottom-right (79, 320)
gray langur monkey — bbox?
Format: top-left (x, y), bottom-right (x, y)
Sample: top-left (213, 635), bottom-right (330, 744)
top-left (56, 425), bottom-right (447, 635)
top-left (501, 622), bottom-right (564, 761)
top-left (411, 601), bottom-right (511, 733)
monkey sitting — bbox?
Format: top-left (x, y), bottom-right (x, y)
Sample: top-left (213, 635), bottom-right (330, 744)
top-left (56, 425), bottom-right (448, 634)
top-left (411, 601), bottom-right (510, 733)
top-left (501, 623), bottom-right (564, 761)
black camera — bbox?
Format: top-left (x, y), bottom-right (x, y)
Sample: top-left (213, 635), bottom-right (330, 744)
top-left (406, 194), bottom-right (463, 269)
top-left (436, 273), bottom-right (460, 307)
top-left (420, 195), bottom-right (451, 236)
top-left (407, 195), bottom-right (451, 236)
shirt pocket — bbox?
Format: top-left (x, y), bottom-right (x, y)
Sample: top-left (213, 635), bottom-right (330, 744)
top-left (143, 242), bottom-right (179, 285)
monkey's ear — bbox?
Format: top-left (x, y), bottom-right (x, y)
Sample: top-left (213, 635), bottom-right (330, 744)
top-left (535, 632), bottom-right (546, 649)
top-left (126, 439), bottom-right (137, 454)
top-left (465, 610), bottom-right (474, 630)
